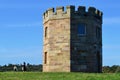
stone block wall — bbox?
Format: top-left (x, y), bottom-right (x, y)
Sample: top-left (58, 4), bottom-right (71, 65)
top-left (43, 5), bottom-right (103, 72)
top-left (43, 19), bottom-right (71, 72)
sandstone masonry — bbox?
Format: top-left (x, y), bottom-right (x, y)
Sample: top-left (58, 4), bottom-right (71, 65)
top-left (43, 5), bottom-right (103, 72)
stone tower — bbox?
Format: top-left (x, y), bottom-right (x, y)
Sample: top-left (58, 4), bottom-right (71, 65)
top-left (43, 5), bottom-right (103, 72)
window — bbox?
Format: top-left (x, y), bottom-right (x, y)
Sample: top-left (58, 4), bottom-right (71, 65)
top-left (96, 27), bottom-right (101, 39)
top-left (78, 24), bottom-right (86, 35)
top-left (44, 52), bottom-right (47, 64)
top-left (45, 27), bottom-right (48, 37)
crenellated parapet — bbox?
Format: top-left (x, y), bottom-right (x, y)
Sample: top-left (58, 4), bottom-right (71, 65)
top-left (43, 5), bottom-right (103, 23)
top-left (43, 5), bottom-right (103, 72)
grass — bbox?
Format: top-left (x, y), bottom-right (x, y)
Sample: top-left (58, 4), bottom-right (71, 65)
top-left (0, 72), bottom-right (120, 80)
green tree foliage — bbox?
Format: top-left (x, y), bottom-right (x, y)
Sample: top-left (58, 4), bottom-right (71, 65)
top-left (0, 63), bottom-right (42, 72)
top-left (115, 66), bottom-right (120, 73)
top-left (102, 65), bottom-right (120, 73)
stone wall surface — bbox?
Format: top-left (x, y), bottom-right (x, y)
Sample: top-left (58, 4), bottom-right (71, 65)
top-left (43, 18), bottom-right (71, 72)
top-left (43, 5), bottom-right (103, 72)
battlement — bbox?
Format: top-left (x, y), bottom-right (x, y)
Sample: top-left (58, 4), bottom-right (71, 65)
top-left (43, 5), bottom-right (103, 23)
top-left (43, 5), bottom-right (103, 73)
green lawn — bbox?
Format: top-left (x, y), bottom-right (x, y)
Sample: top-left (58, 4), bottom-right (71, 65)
top-left (0, 72), bottom-right (120, 80)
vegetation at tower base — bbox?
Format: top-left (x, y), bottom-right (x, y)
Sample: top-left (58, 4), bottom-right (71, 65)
top-left (0, 64), bottom-right (120, 73)
top-left (0, 63), bottom-right (42, 72)
top-left (102, 65), bottom-right (120, 73)
top-left (1, 64), bottom-right (120, 73)
top-left (43, 5), bottom-right (103, 72)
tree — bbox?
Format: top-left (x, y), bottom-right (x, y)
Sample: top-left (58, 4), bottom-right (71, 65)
top-left (115, 66), bottom-right (120, 73)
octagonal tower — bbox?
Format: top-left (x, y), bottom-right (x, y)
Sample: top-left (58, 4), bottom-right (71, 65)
top-left (43, 5), bottom-right (103, 72)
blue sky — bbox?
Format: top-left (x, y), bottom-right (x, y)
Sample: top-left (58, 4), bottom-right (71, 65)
top-left (0, 0), bottom-right (120, 66)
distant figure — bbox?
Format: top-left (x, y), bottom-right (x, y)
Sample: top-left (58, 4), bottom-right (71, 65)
top-left (21, 66), bottom-right (24, 71)
top-left (22, 62), bottom-right (27, 71)
top-left (13, 66), bottom-right (18, 71)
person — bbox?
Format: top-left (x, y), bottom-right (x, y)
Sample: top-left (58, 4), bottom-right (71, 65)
top-left (21, 66), bottom-right (24, 71)
top-left (13, 66), bottom-right (18, 71)
top-left (22, 62), bottom-right (27, 71)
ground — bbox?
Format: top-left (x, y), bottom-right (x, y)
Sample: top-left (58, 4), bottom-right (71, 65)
top-left (0, 72), bottom-right (120, 80)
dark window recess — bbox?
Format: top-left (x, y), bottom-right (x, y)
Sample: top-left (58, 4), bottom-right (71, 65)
top-left (44, 52), bottom-right (47, 64)
top-left (96, 27), bottom-right (101, 38)
top-left (45, 27), bottom-right (48, 37)
top-left (78, 24), bottom-right (86, 35)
